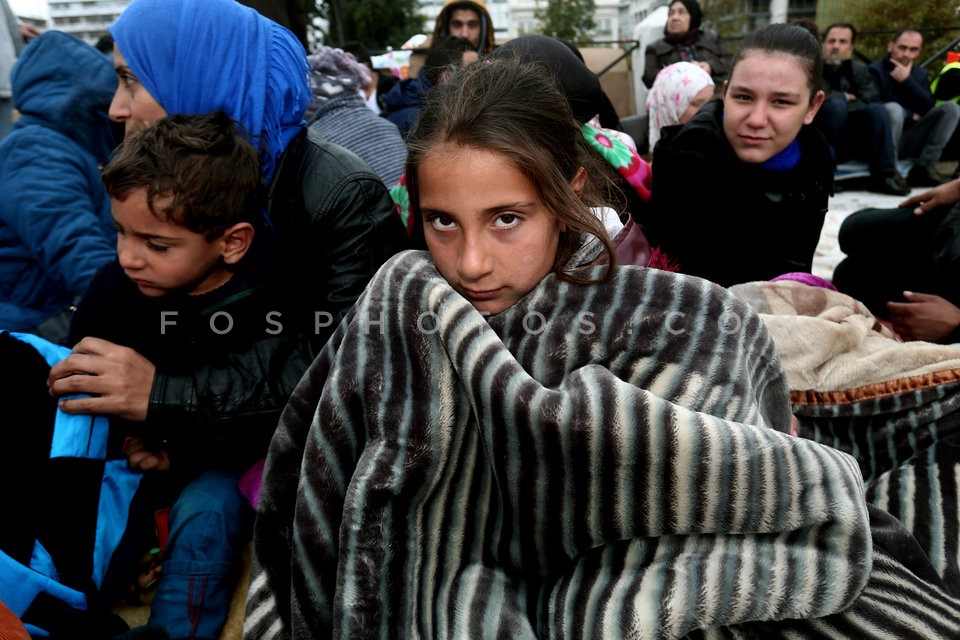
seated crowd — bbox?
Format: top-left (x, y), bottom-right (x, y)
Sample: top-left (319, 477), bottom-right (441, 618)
top-left (3, 3), bottom-right (960, 639)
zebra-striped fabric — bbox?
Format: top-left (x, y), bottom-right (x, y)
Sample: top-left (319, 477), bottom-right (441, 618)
top-left (731, 279), bottom-right (960, 602)
top-left (246, 251), bottom-right (893, 639)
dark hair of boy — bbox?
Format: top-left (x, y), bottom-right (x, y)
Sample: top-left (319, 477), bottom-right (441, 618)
top-left (102, 110), bottom-right (264, 241)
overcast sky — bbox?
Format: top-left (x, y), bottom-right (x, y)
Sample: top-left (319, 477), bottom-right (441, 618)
top-left (10, 0), bottom-right (49, 20)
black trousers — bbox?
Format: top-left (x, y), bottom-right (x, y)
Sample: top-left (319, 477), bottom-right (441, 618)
top-left (832, 202), bottom-right (960, 316)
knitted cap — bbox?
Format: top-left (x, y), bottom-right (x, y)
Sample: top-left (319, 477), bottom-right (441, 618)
top-left (305, 45), bottom-right (371, 120)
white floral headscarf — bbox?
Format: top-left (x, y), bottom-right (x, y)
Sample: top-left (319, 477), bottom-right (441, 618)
top-left (645, 61), bottom-right (714, 149)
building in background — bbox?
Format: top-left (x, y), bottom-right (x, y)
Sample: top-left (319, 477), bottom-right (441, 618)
top-left (418, 0), bottom-right (623, 43)
top-left (22, 0), bottom-right (824, 50)
top-left (9, 0), bottom-right (841, 112)
top-left (416, 0), bottom-right (818, 48)
top-left (45, 0), bottom-right (126, 45)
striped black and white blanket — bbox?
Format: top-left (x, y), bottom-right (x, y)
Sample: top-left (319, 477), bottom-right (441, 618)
top-left (245, 251), bottom-right (959, 639)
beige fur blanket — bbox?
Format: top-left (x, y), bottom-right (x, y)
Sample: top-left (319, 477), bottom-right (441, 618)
top-left (730, 280), bottom-right (960, 396)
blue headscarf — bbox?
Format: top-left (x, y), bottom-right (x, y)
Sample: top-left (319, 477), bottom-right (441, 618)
top-left (109, 0), bottom-right (309, 181)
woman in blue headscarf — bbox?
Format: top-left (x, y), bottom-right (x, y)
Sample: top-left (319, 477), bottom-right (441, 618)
top-left (108, 0), bottom-right (306, 181)
top-left (46, 0), bottom-right (409, 637)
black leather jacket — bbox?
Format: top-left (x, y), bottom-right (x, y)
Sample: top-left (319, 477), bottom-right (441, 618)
top-left (822, 59), bottom-right (880, 111)
top-left (148, 127), bottom-right (409, 433)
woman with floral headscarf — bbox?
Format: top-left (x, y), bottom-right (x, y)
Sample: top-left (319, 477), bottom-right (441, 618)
top-left (646, 60), bottom-right (716, 151)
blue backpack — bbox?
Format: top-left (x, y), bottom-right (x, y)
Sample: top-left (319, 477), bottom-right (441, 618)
top-left (0, 331), bottom-right (143, 638)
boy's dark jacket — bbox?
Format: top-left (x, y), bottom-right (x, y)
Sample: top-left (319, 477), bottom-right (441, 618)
top-left (68, 243), bottom-right (285, 475)
top-left (115, 128), bottom-right (409, 450)
top-left (647, 98), bottom-right (834, 287)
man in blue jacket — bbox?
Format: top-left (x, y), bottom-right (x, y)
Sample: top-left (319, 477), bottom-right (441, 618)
top-left (870, 29), bottom-right (960, 187)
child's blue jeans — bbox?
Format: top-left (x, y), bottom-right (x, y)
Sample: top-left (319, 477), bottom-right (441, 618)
top-left (148, 469), bottom-right (253, 640)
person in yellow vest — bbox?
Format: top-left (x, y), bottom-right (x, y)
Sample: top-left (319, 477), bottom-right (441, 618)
top-left (930, 54), bottom-right (960, 166)
top-left (431, 0), bottom-right (495, 55)
top-left (931, 53), bottom-right (960, 106)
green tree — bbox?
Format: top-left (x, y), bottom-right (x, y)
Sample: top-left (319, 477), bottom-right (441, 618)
top-left (695, 0), bottom-right (960, 77)
top-left (700, 0), bottom-right (750, 38)
top-left (534, 0), bottom-right (596, 43)
top-left (321, 0), bottom-right (424, 50)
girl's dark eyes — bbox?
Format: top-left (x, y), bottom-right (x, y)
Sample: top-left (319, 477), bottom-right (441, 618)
top-left (428, 215), bottom-right (457, 230)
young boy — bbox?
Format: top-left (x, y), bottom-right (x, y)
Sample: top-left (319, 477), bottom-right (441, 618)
top-left (66, 111), bottom-right (285, 638)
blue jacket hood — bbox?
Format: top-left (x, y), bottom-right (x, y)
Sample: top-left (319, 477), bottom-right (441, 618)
top-left (11, 30), bottom-right (118, 164)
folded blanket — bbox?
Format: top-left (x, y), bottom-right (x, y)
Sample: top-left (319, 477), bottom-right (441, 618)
top-left (246, 252), bottom-right (936, 639)
top-left (730, 280), bottom-right (960, 396)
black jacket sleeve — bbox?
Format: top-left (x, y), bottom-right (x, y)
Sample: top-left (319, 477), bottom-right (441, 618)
top-left (853, 60), bottom-right (881, 104)
top-left (643, 42), bottom-right (663, 89)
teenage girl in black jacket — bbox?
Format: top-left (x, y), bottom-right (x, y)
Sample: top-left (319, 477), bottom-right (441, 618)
top-left (646, 23), bottom-right (833, 288)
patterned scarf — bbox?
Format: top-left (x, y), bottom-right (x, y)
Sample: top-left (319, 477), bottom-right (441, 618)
top-left (582, 122), bottom-right (652, 203)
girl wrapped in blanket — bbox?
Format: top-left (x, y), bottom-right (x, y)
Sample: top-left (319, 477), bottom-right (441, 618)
top-left (245, 35), bottom-right (960, 640)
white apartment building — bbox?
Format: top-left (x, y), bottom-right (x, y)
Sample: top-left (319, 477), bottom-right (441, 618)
top-left (35, 0), bottom-right (818, 50)
top-left (46, 0), bottom-right (128, 45)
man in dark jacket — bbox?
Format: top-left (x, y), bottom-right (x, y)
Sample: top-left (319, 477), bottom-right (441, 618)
top-left (813, 22), bottom-right (909, 196)
top-left (870, 29), bottom-right (960, 187)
